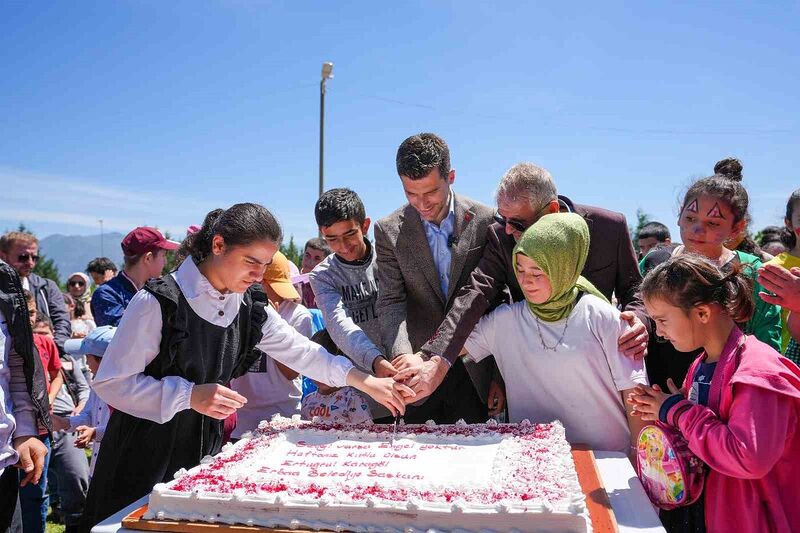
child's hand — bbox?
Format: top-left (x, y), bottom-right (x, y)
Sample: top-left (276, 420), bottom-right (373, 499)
top-left (355, 375), bottom-right (416, 417)
top-left (392, 353), bottom-right (425, 372)
top-left (51, 414), bottom-right (70, 432)
top-left (74, 426), bottom-right (96, 448)
top-left (627, 380), bottom-right (681, 421)
top-left (487, 380), bottom-right (505, 416)
top-left (190, 384), bottom-right (247, 419)
top-left (373, 357), bottom-right (398, 378)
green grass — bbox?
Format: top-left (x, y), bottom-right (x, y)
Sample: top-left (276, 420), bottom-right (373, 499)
top-left (45, 520), bottom-right (65, 533)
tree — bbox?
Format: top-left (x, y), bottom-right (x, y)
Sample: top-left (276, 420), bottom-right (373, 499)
top-left (280, 236), bottom-right (302, 267)
top-left (630, 209), bottom-right (653, 255)
top-left (16, 223), bottom-right (63, 287)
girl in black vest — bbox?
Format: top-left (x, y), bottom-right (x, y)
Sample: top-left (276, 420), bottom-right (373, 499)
top-left (80, 204), bottom-right (413, 530)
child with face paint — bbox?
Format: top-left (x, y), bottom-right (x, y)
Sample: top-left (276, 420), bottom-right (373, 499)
top-left (643, 166), bottom-right (782, 402)
top-left (461, 213), bottom-right (649, 454)
top-left (763, 188), bottom-right (800, 358)
top-left (672, 170), bottom-right (781, 351)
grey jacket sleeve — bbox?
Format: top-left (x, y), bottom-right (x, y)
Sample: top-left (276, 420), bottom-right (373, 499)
top-left (44, 279), bottom-right (71, 354)
top-left (309, 271), bottom-right (382, 372)
top-left (9, 347), bottom-right (38, 439)
top-left (374, 221), bottom-right (414, 357)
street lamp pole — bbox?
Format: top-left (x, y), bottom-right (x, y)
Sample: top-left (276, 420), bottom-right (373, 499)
top-left (99, 219), bottom-right (104, 256)
top-left (319, 62), bottom-right (334, 200)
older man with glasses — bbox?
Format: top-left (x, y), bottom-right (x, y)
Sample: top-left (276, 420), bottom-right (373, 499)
top-left (0, 232), bottom-right (71, 356)
top-left (396, 162), bottom-right (650, 403)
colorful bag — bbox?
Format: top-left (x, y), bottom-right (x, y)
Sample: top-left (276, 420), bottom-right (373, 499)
top-left (636, 424), bottom-right (706, 510)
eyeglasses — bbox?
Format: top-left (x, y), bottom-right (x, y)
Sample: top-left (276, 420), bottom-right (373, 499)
top-left (17, 253), bottom-right (39, 263)
top-left (493, 213), bottom-right (528, 233)
top-left (68, 280), bottom-right (86, 287)
top-left (494, 201), bottom-right (556, 234)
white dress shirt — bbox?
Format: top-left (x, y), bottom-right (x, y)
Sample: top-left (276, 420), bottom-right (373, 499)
top-left (67, 389), bottom-right (110, 476)
top-left (93, 257), bottom-right (354, 424)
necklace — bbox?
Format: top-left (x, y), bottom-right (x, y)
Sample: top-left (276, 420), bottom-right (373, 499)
top-left (535, 314), bottom-right (570, 351)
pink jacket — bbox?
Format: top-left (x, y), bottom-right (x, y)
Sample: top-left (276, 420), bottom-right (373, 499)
top-left (665, 327), bottom-right (800, 532)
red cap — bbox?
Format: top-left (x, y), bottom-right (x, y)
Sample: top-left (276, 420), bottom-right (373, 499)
top-left (121, 227), bottom-right (179, 256)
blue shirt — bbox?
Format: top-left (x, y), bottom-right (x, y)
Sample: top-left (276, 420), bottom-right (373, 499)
top-left (689, 361), bottom-right (717, 406)
top-left (421, 193), bottom-right (456, 297)
top-left (90, 271), bottom-right (138, 327)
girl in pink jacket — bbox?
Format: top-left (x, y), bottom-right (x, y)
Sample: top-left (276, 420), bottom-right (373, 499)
top-left (630, 254), bottom-right (800, 532)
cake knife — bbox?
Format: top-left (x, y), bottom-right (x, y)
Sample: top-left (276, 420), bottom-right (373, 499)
top-left (390, 414), bottom-right (400, 446)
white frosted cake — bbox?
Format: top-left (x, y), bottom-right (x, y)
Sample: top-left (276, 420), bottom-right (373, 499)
top-left (145, 416), bottom-right (590, 532)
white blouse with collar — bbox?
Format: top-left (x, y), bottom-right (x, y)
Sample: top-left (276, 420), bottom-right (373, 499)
top-left (93, 258), bottom-right (353, 424)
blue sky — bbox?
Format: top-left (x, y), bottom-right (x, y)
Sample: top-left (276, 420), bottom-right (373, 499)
top-left (1, 1), bottom-right (797, 249)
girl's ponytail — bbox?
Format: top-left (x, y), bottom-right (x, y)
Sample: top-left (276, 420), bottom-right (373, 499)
top-left (183, 208), bottom-right (225, 263)
top-left (718, 265), bottom-right (755, 324)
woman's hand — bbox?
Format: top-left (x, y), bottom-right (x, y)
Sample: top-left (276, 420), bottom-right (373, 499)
top-left (627, 380), bottom-right (680, 421)
top-left (347, 370), bottom-right (416, 417)
top-left (190, 383), bottom-right (247, 420)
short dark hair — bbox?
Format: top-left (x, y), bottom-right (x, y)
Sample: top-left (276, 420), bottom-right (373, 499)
top-left (73, 299), bottom-right (87, 318)
top-left (314, 188), bottom-right (366, 228)
top-left (783, 188), bottom-right (800, 249)
top-left (304, 237), bottom-right (332, 256)
top-left (34, 316), bottom-right (53, 332)
top-left (396, 133), bottom-right (451, 181)
top-left (86, 257), bottom-right (118, 275)
top-left (638, 222), bottom-right (671, 242)
top-left (22, 289), bottom-right (34, 304)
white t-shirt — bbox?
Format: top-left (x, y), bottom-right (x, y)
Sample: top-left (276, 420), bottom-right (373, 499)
top-left (230, 300), bottom-right (311, 438)
top-left (464, 295), bottom-right (648, 452)
top-left (300, 387), bottom-right (372, 425)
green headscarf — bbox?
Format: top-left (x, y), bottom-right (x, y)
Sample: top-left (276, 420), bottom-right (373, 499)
top-left (512, 212), bottom-right (608, 322)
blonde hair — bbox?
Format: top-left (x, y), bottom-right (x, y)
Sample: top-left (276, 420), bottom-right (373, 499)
top-left (0, 231), bottom-right (38, 253)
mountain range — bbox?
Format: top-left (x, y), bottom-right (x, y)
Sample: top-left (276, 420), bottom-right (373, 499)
top-left (40, 232), bottom-right (125, 281)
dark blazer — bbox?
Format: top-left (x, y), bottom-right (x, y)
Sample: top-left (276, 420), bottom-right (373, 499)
top-left (374, 193), bottom-right (500, 400)
top-left (421, 195), bottom-right (647, 363)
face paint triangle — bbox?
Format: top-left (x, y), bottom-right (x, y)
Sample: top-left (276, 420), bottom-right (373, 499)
top-left (685, 198), bottom-right (699, 213)
top-left (707, 202), bottom-right (725, 219)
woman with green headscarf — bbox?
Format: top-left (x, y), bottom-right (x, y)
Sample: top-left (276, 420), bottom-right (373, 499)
top-left (461, 213), bottom-right (649, 454)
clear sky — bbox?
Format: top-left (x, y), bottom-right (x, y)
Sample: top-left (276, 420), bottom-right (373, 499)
top-left (1, 1), bottom-right (797, 248)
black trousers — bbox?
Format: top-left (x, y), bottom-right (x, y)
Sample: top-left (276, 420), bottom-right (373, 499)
top-left (381, 358), bottom-right (487, 425)
top-left (0, 466), bottom-right (22, 532)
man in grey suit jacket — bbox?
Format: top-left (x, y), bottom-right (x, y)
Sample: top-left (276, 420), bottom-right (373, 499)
top-left (374, 133), bottom-right (504, 424)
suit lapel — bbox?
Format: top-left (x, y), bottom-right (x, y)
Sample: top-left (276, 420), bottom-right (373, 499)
top-left (397, 205), bottom-right (445, 303)
top-left (446, 194), bottom-right (476, 302)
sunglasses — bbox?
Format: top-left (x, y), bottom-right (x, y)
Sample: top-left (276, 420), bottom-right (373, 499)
top-left (69, 280), bottom-right (86, 287)
top-left (493, 213), bottom-right (528, 233)
top-left (17, 253), bottom-right (40, 263)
